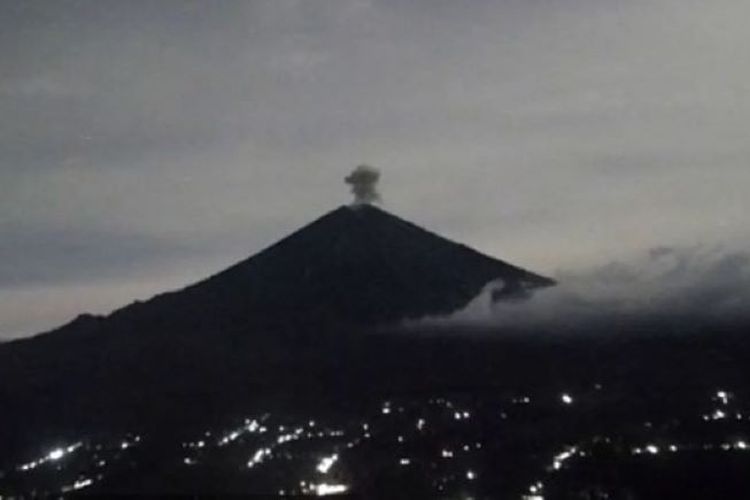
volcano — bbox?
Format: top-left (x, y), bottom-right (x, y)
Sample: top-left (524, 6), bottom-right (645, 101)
top-left (0, 204), bottom-right (553, 455)
top-left (29, 203), bottom-right (553, 336)
top-left (136, 203), bottom-right (554, 329)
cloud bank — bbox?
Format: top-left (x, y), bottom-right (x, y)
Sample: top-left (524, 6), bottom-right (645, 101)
top-left (416, 245), bottom-right (750, 332)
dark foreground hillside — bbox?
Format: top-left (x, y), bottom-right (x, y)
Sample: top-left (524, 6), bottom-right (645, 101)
top-left (1, 319), bottom-right (749, 498)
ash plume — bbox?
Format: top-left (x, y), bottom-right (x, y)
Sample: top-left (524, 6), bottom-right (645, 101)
top-left (345, 165), bottom-right (381, 205)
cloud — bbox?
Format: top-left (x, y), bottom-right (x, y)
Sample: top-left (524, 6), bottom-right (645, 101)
top-left (418, 245), bottom-right (750, 331)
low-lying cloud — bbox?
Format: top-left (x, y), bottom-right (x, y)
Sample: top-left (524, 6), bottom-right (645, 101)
top-left (417, 245), bottom-right (750, 331)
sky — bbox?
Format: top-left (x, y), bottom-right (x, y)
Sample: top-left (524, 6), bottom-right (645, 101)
top-left (1, 0), bottom-right (749, 339)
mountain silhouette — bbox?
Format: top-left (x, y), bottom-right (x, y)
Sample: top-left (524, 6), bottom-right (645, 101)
top-left (134, 203), bottom-right (553, 327)
top-left (0, 204), bottom-right (553, 455)
top-left (36, 204), bottom-right (552, 336)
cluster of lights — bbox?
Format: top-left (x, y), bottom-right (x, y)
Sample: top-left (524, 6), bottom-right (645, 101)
top-left (188, 415), bottom-right (355, 484)
top-left (716, 390), bottom-right (731, 405)
top-left (528, 481), bottom-right (544, 495)
top-left (360, 422), bottom-right (372, 439)
top-left (277, 427), bottom-right (304, 445)
top-left (549, 446), bottom-right (578, 471)
top-left (631, 440), bottom-right (749, 456)
top-left (701, 389), bottom-right (746, 422)
top-left (314, 483), bottom-right (349, 496)
top-left (120, 435), bottom-right (141, 450)
top-left (7, 390), bottom-right (748, 498)
top-left (11, 434), bottom-right (145, 495)
top-left (60, 477), bottom-right (93, 493)
top-left (18, 442), bottom-right (83, 472)
top-left (707, 409), bottom-right (727, 421)
top-left (631, 444), bottom-right (659, 455)
top-left (219, 430), bottom-right (242, 446)
top-left (217, 417), bottom-right (267, 447)
top-left (453, 410), bottom-right (471, 421)
top-left (377, 402), bottom-right (405, 415)
top-left (316, 453), bottom-right (339, 474)
top-left (299, 481), bottom-right (349, 496)
top-left (247, 447), bottom-right (273, 469)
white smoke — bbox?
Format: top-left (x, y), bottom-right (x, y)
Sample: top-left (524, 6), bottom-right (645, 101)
top-left (345, 165), bottom-right (381, 205)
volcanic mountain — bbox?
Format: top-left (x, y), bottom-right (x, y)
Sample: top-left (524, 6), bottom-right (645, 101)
top-left (138, 203), bottom-right (553, 327)
top-left (0, 204), bottom-right (553, 454)
top-left (41, 204), bottom-right (553, 335)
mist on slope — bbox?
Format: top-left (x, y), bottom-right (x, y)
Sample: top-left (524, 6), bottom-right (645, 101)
top-left (412, 245), bottom-right (750, 333)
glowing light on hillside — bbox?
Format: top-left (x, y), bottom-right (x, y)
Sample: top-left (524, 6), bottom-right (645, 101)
top-left (313, 483), bottom-right (349, 496)
top-left (316, 453), bottom-right (338, 474)
top-left (247, 448), bottom-right (272, 469)
top-left (18, 442), bottom-right (83, 472)
top-left (716, 390), bottom-right (730, 405)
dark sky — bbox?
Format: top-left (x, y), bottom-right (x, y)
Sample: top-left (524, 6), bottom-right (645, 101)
top-left (2, 0), bottom-right (749, 339)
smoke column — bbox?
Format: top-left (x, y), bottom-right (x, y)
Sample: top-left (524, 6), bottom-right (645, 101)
top-left (345, 165), bottom-right (381, 205)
